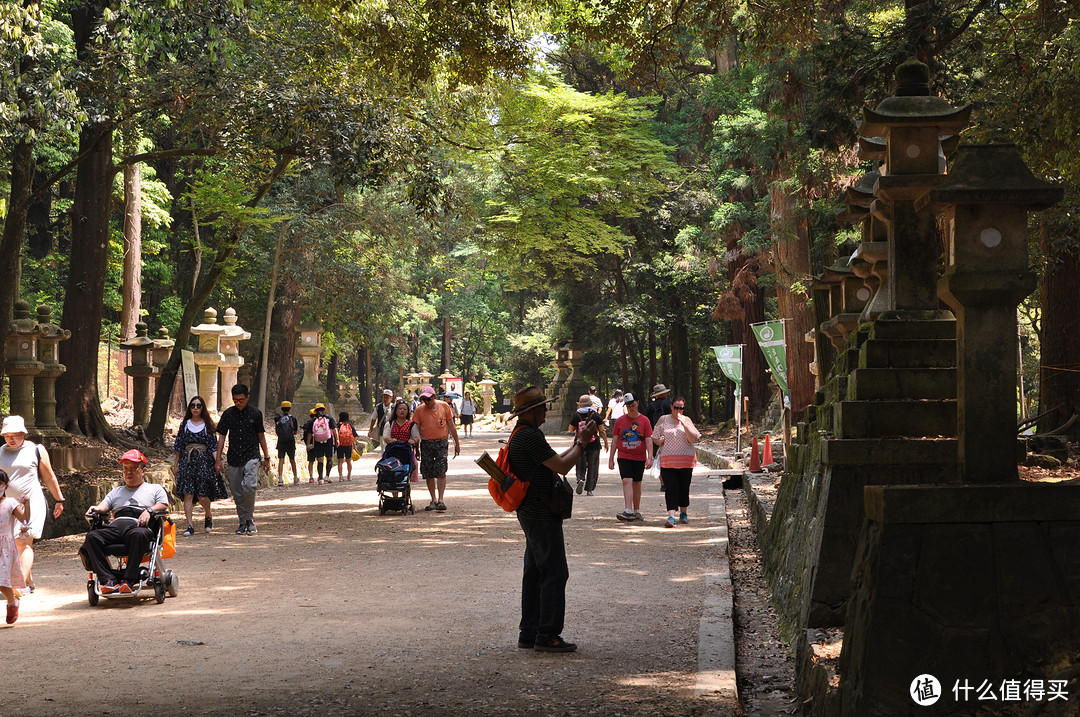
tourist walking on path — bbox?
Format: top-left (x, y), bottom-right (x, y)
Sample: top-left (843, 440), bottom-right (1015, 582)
top-left (307, 404), bottom-right (338, 483)
top-left (215, 384), bottom-right (270, 535)
top-left (508, 385), bottom-right (598, 653)
top-left (644, 384), bottom-right (672, 428)
top-left (383, 399), bottom-right (420, 483)
top-left (603, 388), bottom-right (625, 428)
top-left (274, 401), bottom-right (299, 486)
top-left (587, 386), bottom-right (604, 413)
top-left (335, 412), bottom-right (358, 481)
top-left (651, 397), bottom-right (701, 528)
top-left (412, 385), bottom-right (460, 512)
top-left (302, 408), bottom-right (316, 482)
top-left (0, 471), bottom-right (30, 624)
top-left (173, 396), bottom-right (225, 536)
top-left (0, 415), bottom-right (64, 592)
top-left (369, 389), bottom-right (394, 448)
top-left (608, 393), bottom-right (653, 522)
top-left (568, 394), bottom-right (607, 496)
top-left (459, 391), bottom-right (477, 437)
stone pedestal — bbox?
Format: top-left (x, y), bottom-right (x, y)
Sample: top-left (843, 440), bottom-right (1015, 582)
top-left (120, 322), bottom-right (157, 428)
top-left (838, 484), bottom-right (1080, 715)
top-left (33, 305), bottom-right (71, 443)
top-left (293, 322), bottom-right (328, 413)
top-left (6, 300), bottom-right (44, 428)
top-left (218, 308), bottom-right (251, 403)
top-left (190, 308), bottom-right (226, 417)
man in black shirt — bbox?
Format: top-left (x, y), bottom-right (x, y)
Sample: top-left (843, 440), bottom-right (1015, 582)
top-left (644, 383), bottom-right (672, 427)
top-left (215, 384), bottom-right (270, 534)
top-left (507, 385), bottom-right (597, 653)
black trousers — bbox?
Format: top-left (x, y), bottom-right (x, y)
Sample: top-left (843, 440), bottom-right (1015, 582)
top-left (517, 515), bottom-right (569, 642)
top-left (81, 520), bottom-right (153, 584)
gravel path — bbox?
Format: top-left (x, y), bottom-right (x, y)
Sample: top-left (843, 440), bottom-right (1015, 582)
top-left (5, 432), bottom-right (739, 716)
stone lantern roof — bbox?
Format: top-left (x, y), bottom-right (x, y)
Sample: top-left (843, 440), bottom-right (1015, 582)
top-left (859, 58), bottom-right (972, 137)
top-left (928, 144), bottom-right (1064, 209)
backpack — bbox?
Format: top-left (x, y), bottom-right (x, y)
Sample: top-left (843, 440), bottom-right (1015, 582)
top-left (484, 427), bottom-right (529, 512)
top-left (275, 414), bottom-right (296, 440)
top-left (338, 422), bottom-right (354, 446)
top-left (313, 415), bottom-right (332, 442)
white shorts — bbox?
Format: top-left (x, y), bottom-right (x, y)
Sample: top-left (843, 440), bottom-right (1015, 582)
top-left (15, 486), bottom-right (47, 540)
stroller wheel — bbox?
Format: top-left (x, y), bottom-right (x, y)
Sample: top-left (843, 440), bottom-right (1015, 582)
top-left (153, 580), bottom-right (166, 604)
top-left (87, 580), bottom-right (99, 606)
top-left (165, 570), bottom-right (179, 597)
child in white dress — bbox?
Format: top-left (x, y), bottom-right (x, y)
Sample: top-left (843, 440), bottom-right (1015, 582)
top-left (1, 469), bottom-right (30, 624)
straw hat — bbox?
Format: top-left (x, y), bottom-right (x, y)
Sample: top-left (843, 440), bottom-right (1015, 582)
top-left (576, 394), bottom-right (592, 408)
top-left (510, 386), bottom-right (556, 416)
top-left (650, 383), bottom-right (670, 398)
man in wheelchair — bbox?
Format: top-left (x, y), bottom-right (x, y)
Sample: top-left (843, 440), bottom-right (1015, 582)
top-left (80, 450), bottom-right (169, 594)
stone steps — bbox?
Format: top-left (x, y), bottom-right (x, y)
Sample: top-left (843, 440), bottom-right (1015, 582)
top-left (858, 338), bottom-right (956, 369)
top-left (833, 399), bottom-right (956, 438)
top-left (845, 367), bottom-right (956, 400)
top-left (821, 437), bottom-right (957, 466)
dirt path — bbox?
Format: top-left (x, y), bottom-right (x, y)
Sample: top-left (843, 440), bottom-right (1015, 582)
top-left (5, 432), bottom-right (738, 716)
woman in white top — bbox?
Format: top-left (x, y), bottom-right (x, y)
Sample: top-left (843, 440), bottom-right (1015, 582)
top-left (459, 391), bottom-right (477, 437)
top-left (0, 415), bottom-right (65, 592)
top-left (172, 396), bottom-right (220, 536)
top-left (604, 389), bottom-right (625, 427)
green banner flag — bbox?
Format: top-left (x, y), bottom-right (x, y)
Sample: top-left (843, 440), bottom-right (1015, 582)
top-left (711, 345), bottom-right (743, 387)
top-left (750, 320), bottom-right (789, 394)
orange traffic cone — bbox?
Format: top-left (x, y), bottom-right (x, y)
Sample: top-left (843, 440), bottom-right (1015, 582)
top-left (763, 433), bottom-right (774, 466)
top-left (748, 436), bottom-right (762, 472)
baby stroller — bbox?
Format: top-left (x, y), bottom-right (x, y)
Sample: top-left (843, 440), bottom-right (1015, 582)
top-left (79, 509), bottom-right (179, 605)
top-left (376, 441), bottom-right (415, 515)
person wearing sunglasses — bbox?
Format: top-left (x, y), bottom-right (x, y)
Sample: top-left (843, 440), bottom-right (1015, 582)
top-left (173, 396), bottom-right (225, 535)
top-left (650, 397), bottom-right (701, 527)
top-left (411, 386), bottom-right (460, 512)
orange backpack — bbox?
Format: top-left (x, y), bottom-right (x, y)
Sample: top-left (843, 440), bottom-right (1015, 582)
top-left (485, 426), bottom-right (530, 512)
top-left (338, 422), bottom-right (354, 446)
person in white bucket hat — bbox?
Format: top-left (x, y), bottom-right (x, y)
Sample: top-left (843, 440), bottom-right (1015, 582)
top-left (0, 415), bottom-right (65, 592)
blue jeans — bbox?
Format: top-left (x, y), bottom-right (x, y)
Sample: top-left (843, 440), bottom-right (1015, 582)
top-left (517, 515), bottom-right (569, 642)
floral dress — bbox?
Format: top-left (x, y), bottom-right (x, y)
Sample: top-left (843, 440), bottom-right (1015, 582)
top-left (0, 497), bottom-right (26, 590)
top-left (174, 420), bottom-right (221, 499)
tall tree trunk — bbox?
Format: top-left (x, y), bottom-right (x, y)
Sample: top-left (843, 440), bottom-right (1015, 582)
top-left (56, 122), bottom-right (114, 436)
top-left (120, 161), bottom-right (142, 339)
top-left (257, 225), bottom-right (287, 417)
top-left (266, 271), bottom-right (302, 410)
top-left (357, 346), bottom-right (370, 411)
top-left (1037, 221), bottom-right (1080, 439)
top-left (442, 314), bottom-right (451, 373)
top-left (1, 139), bottom-right (33, 327)
top-left (327, 353), bottom-right (339, 403)
top-left (770, 183), bottom-right (816, 420)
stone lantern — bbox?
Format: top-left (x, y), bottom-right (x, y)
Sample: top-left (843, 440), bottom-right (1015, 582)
top-left (404, 371), bottom-right (421, 399)
top-left (415, 368), bottom-right (434, 397)
top-left (5, 300), bottom-right (44, 428)
top-left (120, 322), bottom-right (157, 428)
top-left (293, 321), bottom-right (328, 411)
top-left (218, 308), bottom-right (251, 406)
top-left (191, 308), bottom-right (226, 416)
top-left (479, 376), bottom-right (498, 416)
top-left (931, 144), bottom-right (1063, 483)
top-left (151, 328), bottom-right (175, 371)
top-left (859, 58), bottom-right (971, 311)
top-left (33, 305), bottom-right (70, 442)
top-left (813, 257), bottom-right (871, 350)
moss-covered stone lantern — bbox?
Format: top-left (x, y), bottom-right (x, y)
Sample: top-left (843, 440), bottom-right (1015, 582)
top-left (931, 144), bottom-right (1064, 482)
top-left (33, 304), bottom-right (70, 442)
top-left (6, 300), bottom-right (44, 428)
top-left (120, 322), bottom-right (157, 428)
top-left (859, 58), bottom-right (971, 311)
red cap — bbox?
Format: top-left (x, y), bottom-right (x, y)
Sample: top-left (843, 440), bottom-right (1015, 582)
top-left (119, 449), bottom-right (147, 465)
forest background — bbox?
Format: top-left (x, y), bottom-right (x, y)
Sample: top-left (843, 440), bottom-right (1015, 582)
top-left (1, 0), bottom-right (1077, 444)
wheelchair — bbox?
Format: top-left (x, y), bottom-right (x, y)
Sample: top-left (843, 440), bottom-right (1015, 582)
top-left (79, 509), bottom-right (179, 605)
